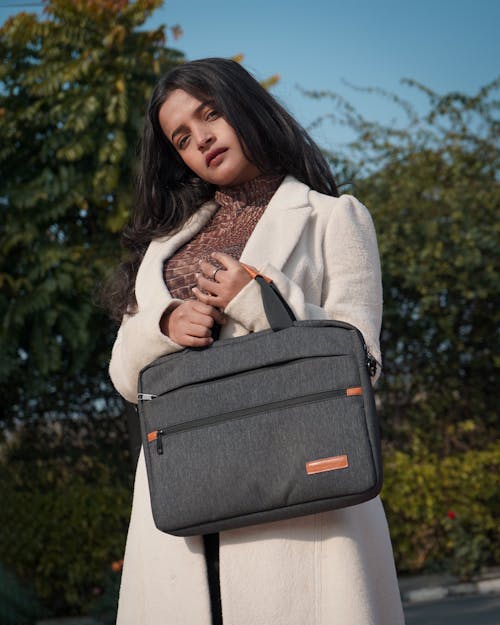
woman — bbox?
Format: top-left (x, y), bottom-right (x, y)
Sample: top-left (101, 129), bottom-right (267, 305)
top-left (108, 58), bottom-right (405, 625)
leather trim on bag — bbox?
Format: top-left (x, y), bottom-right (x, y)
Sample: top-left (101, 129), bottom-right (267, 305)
top-left (240, 262), bottom-right (272, 283)
top-left (346, 386), bottom-right (363, 396)
top-left (306, 454), bottom-right (349, 475)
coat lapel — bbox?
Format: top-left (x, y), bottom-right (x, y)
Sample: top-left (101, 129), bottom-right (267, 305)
top-left (239, 175), bottom-right (311, 270)
top-left (136, 200), bottom-right (218, 301)
top-left (137, 176), bottom-right (311, 299)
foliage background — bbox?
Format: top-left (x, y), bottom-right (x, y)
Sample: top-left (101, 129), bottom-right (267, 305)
top-left (0, 0), bottom-right (498, 619)
top-left (0, 0), bottom-right (183, 617)
top-left (312, 75), bottom-right (500, 580)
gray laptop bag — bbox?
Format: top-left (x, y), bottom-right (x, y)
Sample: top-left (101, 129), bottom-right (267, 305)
top-left (137, 276), bottom-right (382, 536)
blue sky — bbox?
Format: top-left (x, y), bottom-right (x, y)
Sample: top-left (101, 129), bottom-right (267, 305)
top-left (1, 0), bottom-right (499, 148)
top-left (150, 0), bottom-right (499, 146)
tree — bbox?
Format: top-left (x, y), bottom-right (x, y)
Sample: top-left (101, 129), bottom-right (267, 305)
top-left (0, 0), bottom-right (184, 429)
top-left (307, 78), bottom-right (500, 454)
top-left (0, 0), bottom-right (184, 614)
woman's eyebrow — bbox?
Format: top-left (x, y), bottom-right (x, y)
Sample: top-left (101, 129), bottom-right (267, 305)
top-left (171, 100), bottom-right (211, 142)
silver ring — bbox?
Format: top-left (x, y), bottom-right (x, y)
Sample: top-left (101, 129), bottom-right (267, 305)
top-left (212, 267), bottom-right (221, 281)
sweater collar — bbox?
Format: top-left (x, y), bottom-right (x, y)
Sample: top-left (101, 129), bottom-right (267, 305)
top-left (215, 174), bottom-right (284, 211)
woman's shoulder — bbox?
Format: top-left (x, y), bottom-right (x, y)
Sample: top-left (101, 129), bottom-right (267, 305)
top-left (279, 176), bottom-right (367, 209)
top-left (304, 186), bottom-right (375, 232)
top-left (276, 176), bottom-right (376, 236)
top-left (307, 186), bottom-right (368, 213)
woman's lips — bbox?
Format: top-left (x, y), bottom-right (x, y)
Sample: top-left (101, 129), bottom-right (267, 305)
top-left (206, 148), bottom-right (228, 167)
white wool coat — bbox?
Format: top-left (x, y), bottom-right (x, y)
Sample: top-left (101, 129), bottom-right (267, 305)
top-left (109, 176), bottom-right (405, 625)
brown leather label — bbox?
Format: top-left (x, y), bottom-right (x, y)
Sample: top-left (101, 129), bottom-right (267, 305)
top-left (306, 454), bottom-right (349, 475)
top-left (346, 387), bottom-right (363, 396)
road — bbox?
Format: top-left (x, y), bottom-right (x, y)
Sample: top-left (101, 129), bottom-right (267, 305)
top-left (404, 594), bottom-right (500, 625)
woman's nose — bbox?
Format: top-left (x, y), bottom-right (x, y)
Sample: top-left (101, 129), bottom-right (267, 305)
top-left (196, 131), bottom-right (215, 151)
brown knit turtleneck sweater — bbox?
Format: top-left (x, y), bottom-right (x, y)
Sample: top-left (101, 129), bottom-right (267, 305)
top-left (163, 175), bottom-right (283, 301)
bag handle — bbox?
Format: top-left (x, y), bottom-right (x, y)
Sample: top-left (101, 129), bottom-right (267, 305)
top-left (241, 264), bottom-right (296, 331)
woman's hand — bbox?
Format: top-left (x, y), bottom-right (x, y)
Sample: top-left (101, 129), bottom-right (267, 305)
top-left (193, 252), bottom-right (255, 310)
top-left (160, 300), bottom-right (226, 347)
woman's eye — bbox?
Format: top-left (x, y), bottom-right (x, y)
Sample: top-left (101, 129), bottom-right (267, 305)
top-left (206, 109), bottom-right (219, 120)
top-left (178, 136), bottom-right (189, 149)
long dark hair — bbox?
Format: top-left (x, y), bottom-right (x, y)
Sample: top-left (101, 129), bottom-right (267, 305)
top-left (105, 58), bottom-right (338, 321)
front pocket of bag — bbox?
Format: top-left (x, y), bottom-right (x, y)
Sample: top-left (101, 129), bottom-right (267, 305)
top-left (141, 354), bottom-right (360, 431)
top-left (146, 390), bottom-right (376, 531)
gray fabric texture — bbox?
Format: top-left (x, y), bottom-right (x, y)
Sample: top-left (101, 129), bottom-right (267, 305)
top-left (138, 320), bottom-right (382, 536)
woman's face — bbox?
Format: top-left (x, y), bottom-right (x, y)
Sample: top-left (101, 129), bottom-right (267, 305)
top-left (158, 89), bottom-right (260, 187)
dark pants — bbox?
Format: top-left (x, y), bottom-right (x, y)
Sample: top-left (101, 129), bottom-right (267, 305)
top-left (203, 533), bottom-right (223, 625)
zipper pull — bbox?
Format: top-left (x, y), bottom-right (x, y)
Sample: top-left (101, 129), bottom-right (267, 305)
top-left (138, 393), bottom-right (157, 401)
top-left (364, 345), bottom-right (377, 377)
top-left (367, 354), bottom-right (377, 377)
top-left (156, 429), bottom-right (165, 455)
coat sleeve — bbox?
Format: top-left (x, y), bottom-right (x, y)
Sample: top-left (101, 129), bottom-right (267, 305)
top-left (109, 292), bottom-right (184, 404)
top-left (224, 194), bottom-right (383, 379)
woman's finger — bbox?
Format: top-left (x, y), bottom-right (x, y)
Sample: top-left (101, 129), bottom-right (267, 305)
top-left (211, 251), bottom-right (239, 269)
top-left (181, 335), bottom-right (214, 347)
top-left (210, 307), bottom-right (227, 325)
top-left (196, 273), bottom-right (223, 295)
top-left (192, 291), bottom-right (226, 323)
top-left (184, 309), bottom-right (215, 328)
top-left (186, 299), bottom-right (215, 316)
top-left (183, 301), bottom-right (226, 327)
top-left (184, 322), bottom-right (213, 338)
top-left (192, 286), bottom-right (221, 308)
top-left (199, 260), bottom-right (224, 281)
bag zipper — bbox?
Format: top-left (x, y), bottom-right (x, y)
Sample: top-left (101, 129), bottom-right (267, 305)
top-left (138, 393), bottom-right (157, 401)
top-left (137, 356), bottom-right (335, 403)
top-left (150, 386), bottom-right (363, 455)
top-left (137, 346), bottom-right (375, 404)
